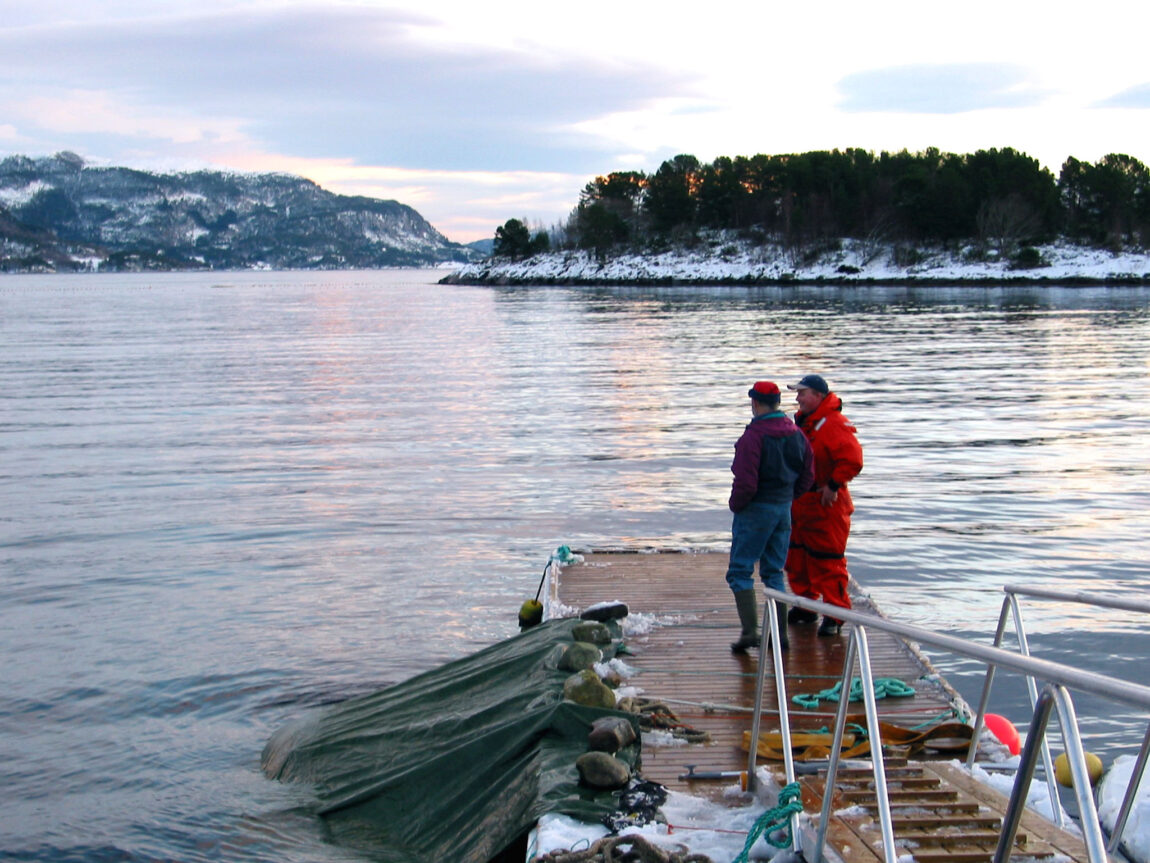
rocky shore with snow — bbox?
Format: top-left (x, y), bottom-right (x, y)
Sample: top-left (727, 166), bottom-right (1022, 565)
top-left (442, 238), bottom-right (1150, 286)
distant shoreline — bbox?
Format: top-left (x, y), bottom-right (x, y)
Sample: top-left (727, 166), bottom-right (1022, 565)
top-left (442, 273), bottom-right (1150, 287)
top-left (440, 239), bottom-right (1150, 287)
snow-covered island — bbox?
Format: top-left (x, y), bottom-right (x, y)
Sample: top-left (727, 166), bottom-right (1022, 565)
top-left (442, 236), bottom-right (1150, 286)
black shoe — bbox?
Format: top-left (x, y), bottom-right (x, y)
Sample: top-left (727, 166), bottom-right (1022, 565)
top-left (787, 607), bottom-right (818, 624)
top-left (730, 634), bottom-right (760, 654)
top-left (817, 619), bottom-right (842, 637)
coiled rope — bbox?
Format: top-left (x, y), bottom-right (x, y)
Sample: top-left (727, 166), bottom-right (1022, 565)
top-left (732, 782), bottom-right (803, 862)
top-left (791, 676), bottom-right (915, 709)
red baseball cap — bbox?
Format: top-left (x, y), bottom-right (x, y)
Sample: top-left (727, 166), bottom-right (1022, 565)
top-left (748, 381), bottom-right (780, 402)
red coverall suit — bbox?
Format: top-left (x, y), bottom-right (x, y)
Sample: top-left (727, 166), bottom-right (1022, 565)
top-left (786, 392), bottom-right (863, 618)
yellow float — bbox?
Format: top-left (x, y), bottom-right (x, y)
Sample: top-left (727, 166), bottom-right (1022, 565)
top-left (1054, 751), bottom-right (1104, 787)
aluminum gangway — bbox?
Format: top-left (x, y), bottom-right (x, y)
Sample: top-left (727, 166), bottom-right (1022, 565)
top-left (751, 587), bottom-right (1150, 863)
top-left (971, 585), bottom-right (1150, 856)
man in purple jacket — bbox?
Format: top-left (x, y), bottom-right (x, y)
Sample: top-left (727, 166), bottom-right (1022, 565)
top-left (726, 381), bottom-right (815, 653)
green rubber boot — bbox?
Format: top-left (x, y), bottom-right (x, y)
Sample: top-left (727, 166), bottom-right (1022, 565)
top-left (730, 589), bottom-right (760, 653)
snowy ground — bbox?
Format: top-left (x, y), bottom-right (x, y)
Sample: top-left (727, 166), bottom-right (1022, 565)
top-left (445, 238), bottom-right (1150, 285)
top-left (1100, 755), bottom-right (1150, 863)
top-left (532, 752), bottom-right (1150, 863)
top-left (529, 777), bottom-right (800, 863)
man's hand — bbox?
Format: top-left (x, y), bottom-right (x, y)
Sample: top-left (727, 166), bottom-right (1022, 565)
top-left (820, 485), bottom-right (838, 506)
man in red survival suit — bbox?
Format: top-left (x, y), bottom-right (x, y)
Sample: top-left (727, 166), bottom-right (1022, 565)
top-left (785, 374), bottom-right (863, 636)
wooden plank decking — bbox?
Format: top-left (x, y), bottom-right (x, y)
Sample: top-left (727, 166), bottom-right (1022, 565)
top-left (552, 551), bottom-right (1104, 863)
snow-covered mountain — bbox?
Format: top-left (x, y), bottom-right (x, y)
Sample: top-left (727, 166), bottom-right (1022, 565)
top-left (0, 152), bottom-right (478, 272)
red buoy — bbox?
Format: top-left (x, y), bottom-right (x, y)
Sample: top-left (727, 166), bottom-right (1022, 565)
top-left (984, 713), bottom-right (1021, 756)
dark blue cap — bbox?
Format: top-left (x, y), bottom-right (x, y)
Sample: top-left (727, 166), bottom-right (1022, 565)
top-left (786, 374), bottom-right (829, 394)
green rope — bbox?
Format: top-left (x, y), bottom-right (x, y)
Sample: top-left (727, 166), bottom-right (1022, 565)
top-left (792, 676), bottom-right (916, 709)
top-left (733, 782), bottom-right (803, 862)
top-left (907, 708), bottom-right (967, 730)
top-left (552, 544), bottom-right (580, 564)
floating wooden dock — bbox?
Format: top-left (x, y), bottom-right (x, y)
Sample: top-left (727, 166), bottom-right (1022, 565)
top-left (553, 551), bottom-right (1105, 863)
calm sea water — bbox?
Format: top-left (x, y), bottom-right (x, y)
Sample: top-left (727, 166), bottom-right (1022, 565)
top-left (2, 270), bottom-right (1148, 861)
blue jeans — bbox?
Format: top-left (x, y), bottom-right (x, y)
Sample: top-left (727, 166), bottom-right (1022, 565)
top-left (725, 500), bottom-right (792, 594)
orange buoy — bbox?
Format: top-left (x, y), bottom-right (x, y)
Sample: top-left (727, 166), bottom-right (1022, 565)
top-left (984, 713), bottom-right (1021, 756)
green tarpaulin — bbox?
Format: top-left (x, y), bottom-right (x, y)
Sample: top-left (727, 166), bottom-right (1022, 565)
top-left (262, 619), bottom-right (640, 863)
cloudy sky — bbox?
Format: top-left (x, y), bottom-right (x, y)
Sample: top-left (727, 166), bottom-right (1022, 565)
top-left (2, 0), bottom-right (1148, 243)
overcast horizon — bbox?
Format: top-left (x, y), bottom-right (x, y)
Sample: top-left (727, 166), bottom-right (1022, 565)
top-left (3, 1), bottom-right (1148, 243)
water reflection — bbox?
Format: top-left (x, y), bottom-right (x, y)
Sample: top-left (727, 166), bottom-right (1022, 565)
top-left (1, 273), bottom-right (1148, 861)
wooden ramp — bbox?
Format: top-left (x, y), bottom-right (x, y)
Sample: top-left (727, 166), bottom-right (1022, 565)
top-left (554, 551), bottom-right (1103, 863)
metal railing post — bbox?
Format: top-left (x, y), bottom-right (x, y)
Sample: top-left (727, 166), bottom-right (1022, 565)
top-left (967, 596), bottom-right (1012, 769)
top-left (745, 596), bottom-right (797, 796)
top-left (745, 594), bottom-right (769, 793)
top-left (995, 685), bottom-right (1110, 863)
top-left (1050, 686), bottom-right (1110, 863)
top-left (765, 598), bottom-right (802, 851)
top-left (996, 582), bottom-right (1150, 841)
top-left (852, 625), bottom-right (897, 863)
top-left (1006, 590), bottom-right (1064, 827)
top-left (813, 633), bottom-right (859, 863)
top-left (994, 685), bottom-right (1055, 863)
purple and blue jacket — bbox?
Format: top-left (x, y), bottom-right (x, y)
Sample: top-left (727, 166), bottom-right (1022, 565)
top-left (729, 411), bottom-right (815, 512)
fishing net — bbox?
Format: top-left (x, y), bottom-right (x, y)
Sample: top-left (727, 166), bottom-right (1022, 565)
top-left (262, 618), bottom-right (639, 863)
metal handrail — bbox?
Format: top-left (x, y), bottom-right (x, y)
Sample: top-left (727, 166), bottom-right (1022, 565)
top-left (997, 684), bottom-right (1107, 863)
top-left (744, 588), bottom-right (1150, 863)
top-left (1001, 584), bottom-right (1150, 616)
top-left (972, 583), bottom-right (1150, 854)
top-left (966, 589), bottom-right (1065, 829)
